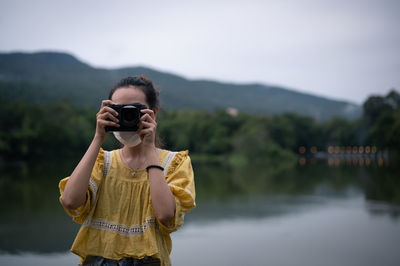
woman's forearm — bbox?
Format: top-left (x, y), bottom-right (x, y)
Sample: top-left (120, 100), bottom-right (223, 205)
top-left (61, 136), bottom-right (104, 210)
top-left (146, 148), bottom-right (176, 224)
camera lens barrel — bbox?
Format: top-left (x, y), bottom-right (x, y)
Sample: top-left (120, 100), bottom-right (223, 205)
top-left (120, 106), bottom-right (140, 127)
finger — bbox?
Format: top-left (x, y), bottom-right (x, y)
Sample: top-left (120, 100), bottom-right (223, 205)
top-left (138, 128), bottom-right (154, 137)
top-left (99, 106), bottom-right (119, 117)
top-left (140, 121), bottom-right (156, 129)
top-left (141, 109), bottom-right (155, 119)
top-left (137, 124), bottom-right (144, 132)
top-left (102, 107), bottom-right (119, 119)
top-left (136, 125), bottom-right (152, 134)
top-left (98, 119), bottom-right (120, 128)
top-left (97, 107), bottom-right (118, 119)
top-left (101, 100), bottom-right (115, 108)
top-left (98, 111), bottom-right (119, 123)
top-left (139, 127), bottom-right (154, 133)
top-left (138, 121), bottom-right (156, 134)
top-left (140, 113), bottom-right (155, 123)
top-left (137, 129), bottom-right (148, 138)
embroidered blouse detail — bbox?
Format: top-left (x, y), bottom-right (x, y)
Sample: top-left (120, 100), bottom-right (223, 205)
top-left (88, 179), bottom-right (98, 206)
top-left (162, 151), bottom-right (177, 175)
top-left (83, 216), bottom-right (157, 237)
top-left (59, 148), bottom-right (196, 266)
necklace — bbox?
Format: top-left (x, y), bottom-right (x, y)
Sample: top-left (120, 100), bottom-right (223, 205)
top-left (121, 149), bottom-right (146, 177)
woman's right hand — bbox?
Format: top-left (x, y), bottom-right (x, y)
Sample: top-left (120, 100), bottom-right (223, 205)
top-left (95, 100), bottom-right (120, 141)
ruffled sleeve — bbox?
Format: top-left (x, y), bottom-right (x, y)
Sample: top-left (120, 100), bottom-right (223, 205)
top-left (157, 150), bottom-right (196, 235)
top-left (58, 148), bottom-right (105, 224)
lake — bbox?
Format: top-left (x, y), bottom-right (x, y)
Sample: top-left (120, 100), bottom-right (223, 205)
top-left (1, 156), bottom-right (399, 266)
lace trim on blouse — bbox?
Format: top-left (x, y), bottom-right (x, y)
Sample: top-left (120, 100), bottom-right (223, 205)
top-left (83, 216), bottom-right (157, 237)
top-left (162, 151), bottom-right (178, 175)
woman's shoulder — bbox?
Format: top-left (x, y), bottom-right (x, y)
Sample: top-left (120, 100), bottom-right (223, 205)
top-left (159, 149), bottom-right (190, 175)
top-left (160, 149), bottom-right (189, 162)
top-left (101, 148), bottom-right (120, 163)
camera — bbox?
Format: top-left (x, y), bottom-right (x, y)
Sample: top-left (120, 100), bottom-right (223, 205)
top-left (105, 104), bottom-right (148, 131)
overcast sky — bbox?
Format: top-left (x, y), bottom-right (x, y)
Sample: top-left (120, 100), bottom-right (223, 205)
top-left (1, 0), bottom-right (399, 104)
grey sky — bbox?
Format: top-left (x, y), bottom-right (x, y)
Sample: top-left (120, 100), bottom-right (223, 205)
top-left (1, 0), bottom-right (399, 104)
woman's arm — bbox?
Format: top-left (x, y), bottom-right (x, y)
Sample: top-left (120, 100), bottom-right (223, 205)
top-left (61, 100), bottom-right (119, 210)
top-left (146, 148), bottom-right (176, 224)
top-left (140, 109), bottom-right (176, 224)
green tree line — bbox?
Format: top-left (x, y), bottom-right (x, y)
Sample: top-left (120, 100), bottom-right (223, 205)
top-left (1, 90), bottom-right (399, 165)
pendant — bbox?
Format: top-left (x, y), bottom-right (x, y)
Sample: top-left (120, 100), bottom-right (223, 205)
top-left (132, 171), bottom-right (136, 177)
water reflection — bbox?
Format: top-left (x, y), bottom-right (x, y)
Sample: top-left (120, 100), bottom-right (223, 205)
top-left (0, 158), bottom-right (81, 253)
top-left (173, 196), bottom-right (400, 266)
top-left (190, 160), bottom-right (400, 223)
top-left (0, 157), bottom-right (399, 255)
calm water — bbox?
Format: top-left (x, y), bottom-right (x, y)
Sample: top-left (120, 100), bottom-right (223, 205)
top-left (0, 157), bottom-right (399, 266)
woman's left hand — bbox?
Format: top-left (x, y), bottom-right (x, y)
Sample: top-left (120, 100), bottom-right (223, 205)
top-left (138, 109), bottom-right (157, 148)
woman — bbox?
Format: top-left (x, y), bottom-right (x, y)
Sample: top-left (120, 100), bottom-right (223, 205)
top-left (59, 76), bottom-right (196, 266)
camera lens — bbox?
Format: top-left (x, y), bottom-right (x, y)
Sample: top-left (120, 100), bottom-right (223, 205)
top-left (121, 106), bottom-right (139, 127)
top-left (124, 110), bottom-right (135, 122)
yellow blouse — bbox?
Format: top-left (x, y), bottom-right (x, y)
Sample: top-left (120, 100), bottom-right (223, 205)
top-left (59, 148), bottom-right (196, 266)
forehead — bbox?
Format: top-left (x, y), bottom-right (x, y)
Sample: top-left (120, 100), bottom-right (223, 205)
top-left (111, 86), bottom-right (147, 105)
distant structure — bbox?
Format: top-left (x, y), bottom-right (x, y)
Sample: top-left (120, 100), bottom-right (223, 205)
top-left (226, 107), bottom-right (239, 117)
top-left (297, 145), bottom-right (390, 166)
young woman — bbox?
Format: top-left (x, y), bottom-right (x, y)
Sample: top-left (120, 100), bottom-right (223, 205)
top-left (59, 76), bottom-right (196, 266)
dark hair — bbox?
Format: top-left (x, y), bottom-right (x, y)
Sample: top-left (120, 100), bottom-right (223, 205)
top-left (109, 75), bottom-right (160, 110)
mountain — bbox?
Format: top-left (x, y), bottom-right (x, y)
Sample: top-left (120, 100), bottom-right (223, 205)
top-left (0, 51), bottom-right (361, 120)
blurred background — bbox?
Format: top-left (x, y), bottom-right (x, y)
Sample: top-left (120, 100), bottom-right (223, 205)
top-left (0, 0), bottom-right (399, 265)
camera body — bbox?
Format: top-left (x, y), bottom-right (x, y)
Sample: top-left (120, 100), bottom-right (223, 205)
top-left (105, 104), bottom-right (148, 131)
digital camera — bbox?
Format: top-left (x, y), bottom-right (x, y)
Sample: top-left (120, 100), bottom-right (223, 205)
top-left (105, 104), bottom-right (148, 131)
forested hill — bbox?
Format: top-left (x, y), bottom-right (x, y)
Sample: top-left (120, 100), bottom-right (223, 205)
top-left (0, 51), bottom-right (361, 120)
